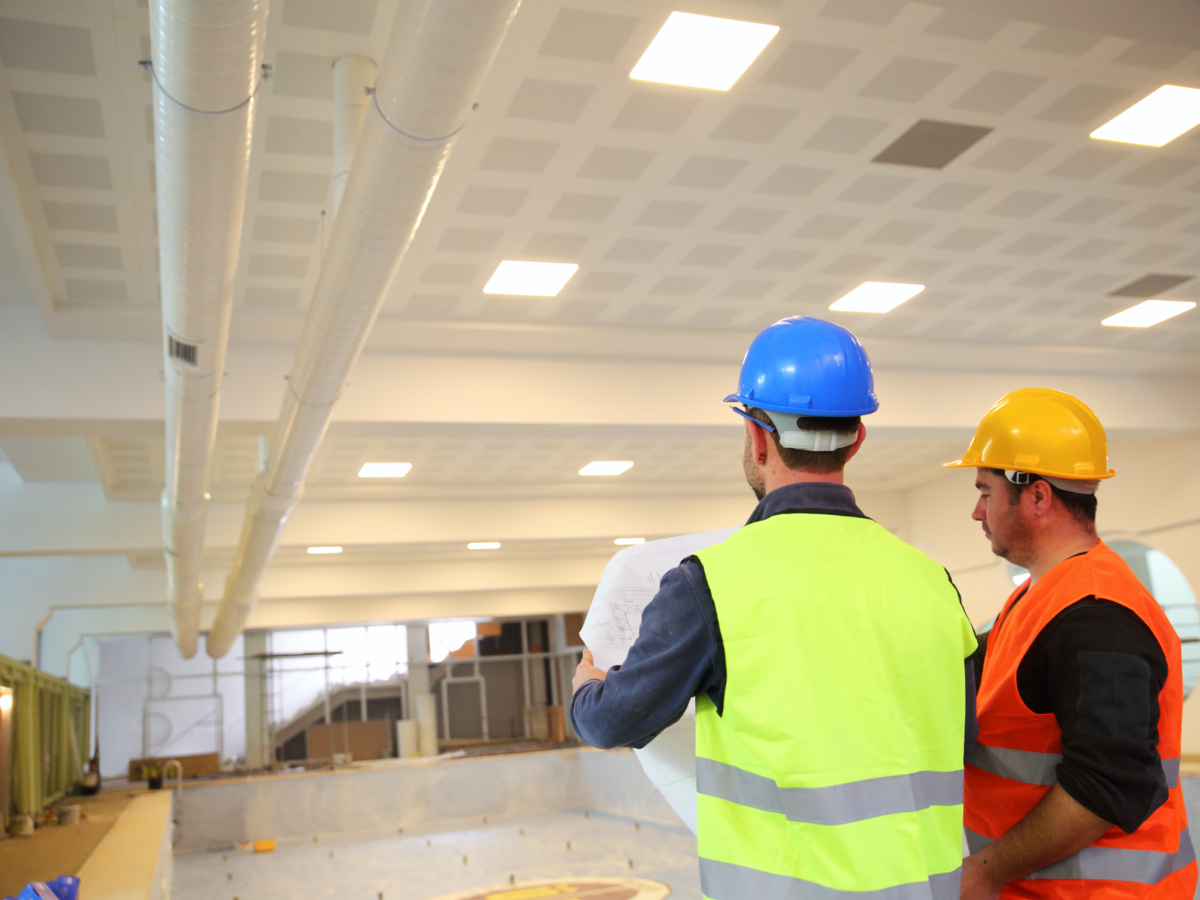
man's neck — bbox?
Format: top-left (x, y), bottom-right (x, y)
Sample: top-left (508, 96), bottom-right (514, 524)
top-left (1026, 532), bottom-right (1101, 584)
top-left (762, 467), bottom-right (844, 495)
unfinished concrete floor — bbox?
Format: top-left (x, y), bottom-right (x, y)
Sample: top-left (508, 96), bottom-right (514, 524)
top-left (173, 810), bottom-right (700, 900)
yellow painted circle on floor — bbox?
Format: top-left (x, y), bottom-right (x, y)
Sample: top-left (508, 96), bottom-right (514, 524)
top-left (428, 877), bottom-right (671, 900)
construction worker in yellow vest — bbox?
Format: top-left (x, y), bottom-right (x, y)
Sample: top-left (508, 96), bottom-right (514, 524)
top-left (571, 316), bottom-right (979, 899)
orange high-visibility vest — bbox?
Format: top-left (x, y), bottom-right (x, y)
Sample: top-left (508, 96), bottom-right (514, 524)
top-left (965, 541), bottom-right (1196, 899)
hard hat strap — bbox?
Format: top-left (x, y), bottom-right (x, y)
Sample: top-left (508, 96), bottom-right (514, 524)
top-left (763, 410), bottom-right (858, 452)
top-left (1004, 470), bottom-right (1100, 495)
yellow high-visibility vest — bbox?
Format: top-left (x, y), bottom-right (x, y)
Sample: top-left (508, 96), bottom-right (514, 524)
top-left (694, 510), bottom-right (978, 899)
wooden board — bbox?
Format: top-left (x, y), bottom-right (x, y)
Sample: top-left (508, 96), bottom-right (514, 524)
top-left (306, 719), bottom-right (393, 762)
top-left (127, 752), bottom-right (220, 781)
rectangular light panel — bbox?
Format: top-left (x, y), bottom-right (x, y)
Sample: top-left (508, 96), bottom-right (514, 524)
top-left (1102, 300), bottom-right (1196, 327)
top-left (1091, 85), bottom-right (1200, 147)
top-left (579, 460), bottom-right (634, 476)
top-left (358, 462), bottom-right (412, 478)
top-left (830, 282), bottom-right (925, 313)
top-left (630, 12), bottom-right (779, 91)
top-left (483, 260), bottom-right (578, 296)
top-left (615, 537), bottom-right (645, 545)
top-left (307, 546), bottom-right (343, 554)
top-left (467, 542), bottom-right (501, 550)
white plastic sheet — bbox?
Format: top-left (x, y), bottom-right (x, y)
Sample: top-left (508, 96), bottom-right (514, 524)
top-left (580, 526), bottom-right (738, 834)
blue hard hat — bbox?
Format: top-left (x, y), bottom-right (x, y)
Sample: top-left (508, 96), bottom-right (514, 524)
top-left (724, 316), bottom-right (879, 417)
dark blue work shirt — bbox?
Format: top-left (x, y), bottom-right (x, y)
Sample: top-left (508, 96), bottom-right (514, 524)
top-left (570, 481), bottom-right (979, 759)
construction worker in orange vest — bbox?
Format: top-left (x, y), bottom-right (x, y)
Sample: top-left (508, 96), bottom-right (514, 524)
top-left (946, 388), bottom-right (1195, 900)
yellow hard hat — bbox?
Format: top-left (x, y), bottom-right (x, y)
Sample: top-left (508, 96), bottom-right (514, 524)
top-left (943, 388), bottom-right (1116, 481)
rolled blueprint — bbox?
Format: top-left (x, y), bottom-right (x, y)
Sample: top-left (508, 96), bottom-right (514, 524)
top-left (580, 526), bottom-right (739, 835)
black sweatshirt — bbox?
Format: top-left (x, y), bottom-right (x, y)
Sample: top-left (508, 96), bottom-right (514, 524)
top-left (973, 592), bottom-right (1170, 834)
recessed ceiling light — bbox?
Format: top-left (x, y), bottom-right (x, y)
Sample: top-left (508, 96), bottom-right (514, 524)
top-left (631, 12), bottom-right (779, 91)
top-left (829, 282), bottom-right (925, 313)
top-left (1102, 300), bottom-right (1196, 328)
top-left (467, 542), bottom-right (501, 550)
top-left (615, 538), bottom-right (646, 545)
top-left (358, 462), bottom-right (412, 478)
top-left (579, 461), bottom-right (634, 476)
top-left (307, 546), bottom-right (343, 554)
top-left (483, 261), bottom-right (579, 296)
top-left (1090, 85), bottom-right (1200, 147)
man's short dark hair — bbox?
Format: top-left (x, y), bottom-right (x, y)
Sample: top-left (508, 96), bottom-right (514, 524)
top-left (986, 468), bottom-right (1097, 525)
top-left (746, 407), bottom-right (860, 474)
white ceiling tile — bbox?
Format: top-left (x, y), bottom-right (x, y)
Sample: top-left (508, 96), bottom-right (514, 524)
top-left (65, 278), bottom-right (126, 302)
top-left (1023, 27), bottom-right (1104, 56)
top-left (575, 271), bottom-right (635, 292)
top-left (271, 52), bottom-right (334, 100)
top-left (720, 279), bottom-right (776, 300)
top-left (1121, 205), bottom-right (1190, 230)
top-left (13, 93), bottom-right (105, 138)
top-left (0, 18), bottom-right (95, 76)
top-left (1119, 158), bottom-right (1197, 188)
top-left (679, 243), bottom-right (744, 267)
top-left (711, 104), bottom-right (797, 144)
top-left (44, 201), bottom-right (117, 233)
top-left (950, 72), bottom-right (1047, 114)
top-left (804, 116), bottom-right (889, 153)
top-left (915, 182), bottom-right (989, 211)
top-left (455, 186), bottom-right (527, 216)
top-left (859, 57), bottom-right (955, 103)
top-left (754, 249), bottom-right (816, 271)
top-left (244, 286), bottom-right (301, 308)
top-left (1035, 84), bottom-right (1133, 125)
top-left (254, 215), bottom-right (319, 243)
top-left (1054, 197), bottom-right (1128, 223)
top-left (55, 242), bottom-right (122, 269)
top-left (1012, 268), bottom-right (1068, 287)
top-left (759, 41), bottom-right (857, 90)
top-left (552, 300), bottom-right (607, 320)
top-left (864, 221), bottom-right (934, 245)
top-left (715, 207), bottom-right (784, 234)
top-left (577, 146), bottom-right (655, 181)
top-left (481, 297), bottom-right (535, 318)
top-left (755, 164), bottom-right (832, 197)
top-left (603, 238), bottom-right (667, 262)
top-left (521, 232), bottom-right (588, 258)
top-left (479, 137), bottom-right (559, 174)
top-left (547, 192), bottom-right (619, 222)
top-left (538, 8), bottom-right (639, 64)
top-left (987, 190), bottom-right (1059, 217)
top-left (936, 227), bottom-right (1000, 251)
top-left (887, 259), bottom-right (950, 281)
top-left (623, 302), bottom-right (675, 323)
top-left (794, 214), bottom-right (861, 240)
top-left (404, 295), bottom-right (459, 317)
top-left (1112, 42), bottom-right (1193, 69)
top-left (969, 138), bottom-right (1054, 172)
top-left (1000, 234), bottom-right (1064, 256)
top-left (924, 10), bottom-right (1006, 42)
top-left (634, 200), bottom-right (705, 228)
top-left (1045, 146), bottom-right (1131, 180)
top-left (952, 264), bottom-right (1008, 284)
top-left (265, 117), bottom-right (333, 157)
top-left (839, 173), bottom-right (913, 203)
top-left (420, 263), bottom-right (481, 286)
top-left (823, 253), bottom-right (883, 275)
top-left (258, 171), bottom-right (329, 203)
top-left (650, 276), bottom-right (705, 296)
top-left (819, 0), bottom-right (905, 26)
top-left (1123, 244), bottom-right (1186, 264)
top-left (611, 91), bottom-right (701, 134)
top-left (248, 254), bottom-right (309, 278)
top-left (670, 156), bottom-right (748, 189)
top-left (437, 227), bottom-right (502, 253)
top-left (506, 79), bottom-right (595, 123)
top-left (30, 152), bottom-right (111, 189)
top-left (281, 0), bottom-right (379, 35)
top-left (1062, 238), bottom-right (1125, 260)
top-left (688, 307), bottom-right (741, 327)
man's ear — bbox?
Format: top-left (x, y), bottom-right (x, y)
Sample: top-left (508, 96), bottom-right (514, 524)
top-left (1025, 479), bottom-right (1055, 518)
top-left (747, 417), bottom-right (772, 462)
top-left (844, 422), bottom-right (867, 462)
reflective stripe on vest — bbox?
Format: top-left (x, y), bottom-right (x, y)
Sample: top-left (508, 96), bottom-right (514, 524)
top-left (969, 745), bottom-right (1181, 789)
top-left (700, 859), bottom-right (963, 900)
top-left (697, 757), bottom-right (964, 826)
top-left (965, 827), bottom-right (1196, 885)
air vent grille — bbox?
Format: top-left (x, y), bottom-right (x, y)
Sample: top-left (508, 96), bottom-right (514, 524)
top-left (168, 335), bottom-right (198, 367)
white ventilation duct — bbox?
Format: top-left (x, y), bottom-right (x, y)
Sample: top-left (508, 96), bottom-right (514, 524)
top-left (151, 0), bottom-right (268, 658)
top-left (205, 0), bottom-right (523, 658)
top-left (331, 56), bottom-right (377, 216)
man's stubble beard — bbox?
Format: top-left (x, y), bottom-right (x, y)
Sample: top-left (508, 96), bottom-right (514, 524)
top-left (987, 506), bottom-right (1036, 570)
top-left (743, 433), bottom-right (766, 501)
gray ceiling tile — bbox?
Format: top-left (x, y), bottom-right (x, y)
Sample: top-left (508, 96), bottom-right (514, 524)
top-left (823, 254), bottom-right (883, 276)
top-left (144, 105), bottom-right (154, 143)
top-left (272, 52), bottom-right (334, 99)
top-left (548, 193), bottom-right (619, 222)
top-left (1063, 239), bottom-right (1124, 261)
top-left (623, 303), bottom-right (675, 323)
top-left (0, 18), bottom-right (95, 76)
top-left (924, 9), bottom-right (1006, 41)
top-left (1045, 146), bottom-right (1131, 180)
top-left (481, 297), bottom-right (536, 319)
top-left (915, 182), bottom-right (989, 211)
top-left (578, 147), bottom-right (655, 181)
top-left (604, 239), bottom-right (667, 262)
top-left (936, 227), bottom-right (1000, 251)
top-left (1119, 157), bottom-right (1196, 187)
top-left (794, 214), bottom-right (860, 240)
top-left (805, 116), bottom-right (889, 153)
top-left (576, 271), bottom-right (635, 293)
top-left (420, 263), bottom-right (481, 286)
top-left (689, 307), bottom-right (741, 327)
top-left (679, 244), bottom-right (745, 267)
top-left (1023, 27), bottom-right (1103, 56)
top-left (506, 79), bottom-right (595, 123)
top-left (756, 164), bottom-right (832, 197)
top-left (248, 254), bottom-right (309, 278)
top-left (259, 171), bottom-right (329, 203)
top-left (872, 120), bottom-right (992, 169)
top-left (266, 117), bottom-right (333, 156)
top-left (670, 156), bottom-right (748, 189)
top-left (952, 264), bottom-right (1008, 284)
top-left (1001, 234), bottom-right (1064, 256)
top-left (55, 243), bottom-right (122, 269)
top-left (254, 215), bottom-right (319, 243)
top-left (859, 58), bottom-right (955, 102)
top-left (864, 221), bottom-right (934, 245)
top-left (245, 287), bottom-right (301, 308)
top-left (404, 295), bottom-right (460, 317)
top-left (64, 278), bottom-right (126, 302)
top-left (30, 152), bottom-right (111, 189)
top-left (651, 276), bottom-right (705, 296)
top-left (819, 0), bottom-right (905, 26)
top-left (634, 200), bottom-right (705, 228)
top-left (721, 280), bottom-right (776, 300)
top-left (754, 249), bottom-right (816, 272)
top-left (1120, 205), bottom-right (1190, 230)
top-left (479, 137), bottom-right (558, 174)
top-left (456, 186), bottom-right (527, 216)
top-left (282, 0), bottom-right (379, 35)
top-left (43, 202), bottom-right (117, 233)
top-left (987, 190), bottom-right (1058, 217)
top-left (950, 72), bottom-right (1046, 114)
top-left (887, 259), bottom-right (950, 281)
top-left (437, 227), bottom-right (502, 253)
top-left (521, 232), bottom-right (588, 259)
top-left (612, 91), bottom-right (701, 134)
top-left (1108, 274), bottom-right (1193, 297)
top-left (839, 174), bottom-right (913, 203)
top-left (1012, 269), bottom-right (1068, 287)
top-left (759, 41), bottom-right (857, 90)
top-left (539, 8), bottom-right (638, 64)
top-left (13, 93), bottom-right (104, 138)
top-left (552, 300), bottom-right (608, 320)
top-left (711, 104), bottom-right (797, 143)
top-left (969, 138), bottom-right (1054, 172)
top-left (1123, 245), bottom-right (1185, 265)
top-left (716, 207), bottom-right (785, 234)
top-left (1036, 84), bottom-right (1132, 125)
top-left (1054, 198), bottom-right (1127, 224)
top-left (1113, 42), bottom-right (1193, 69)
